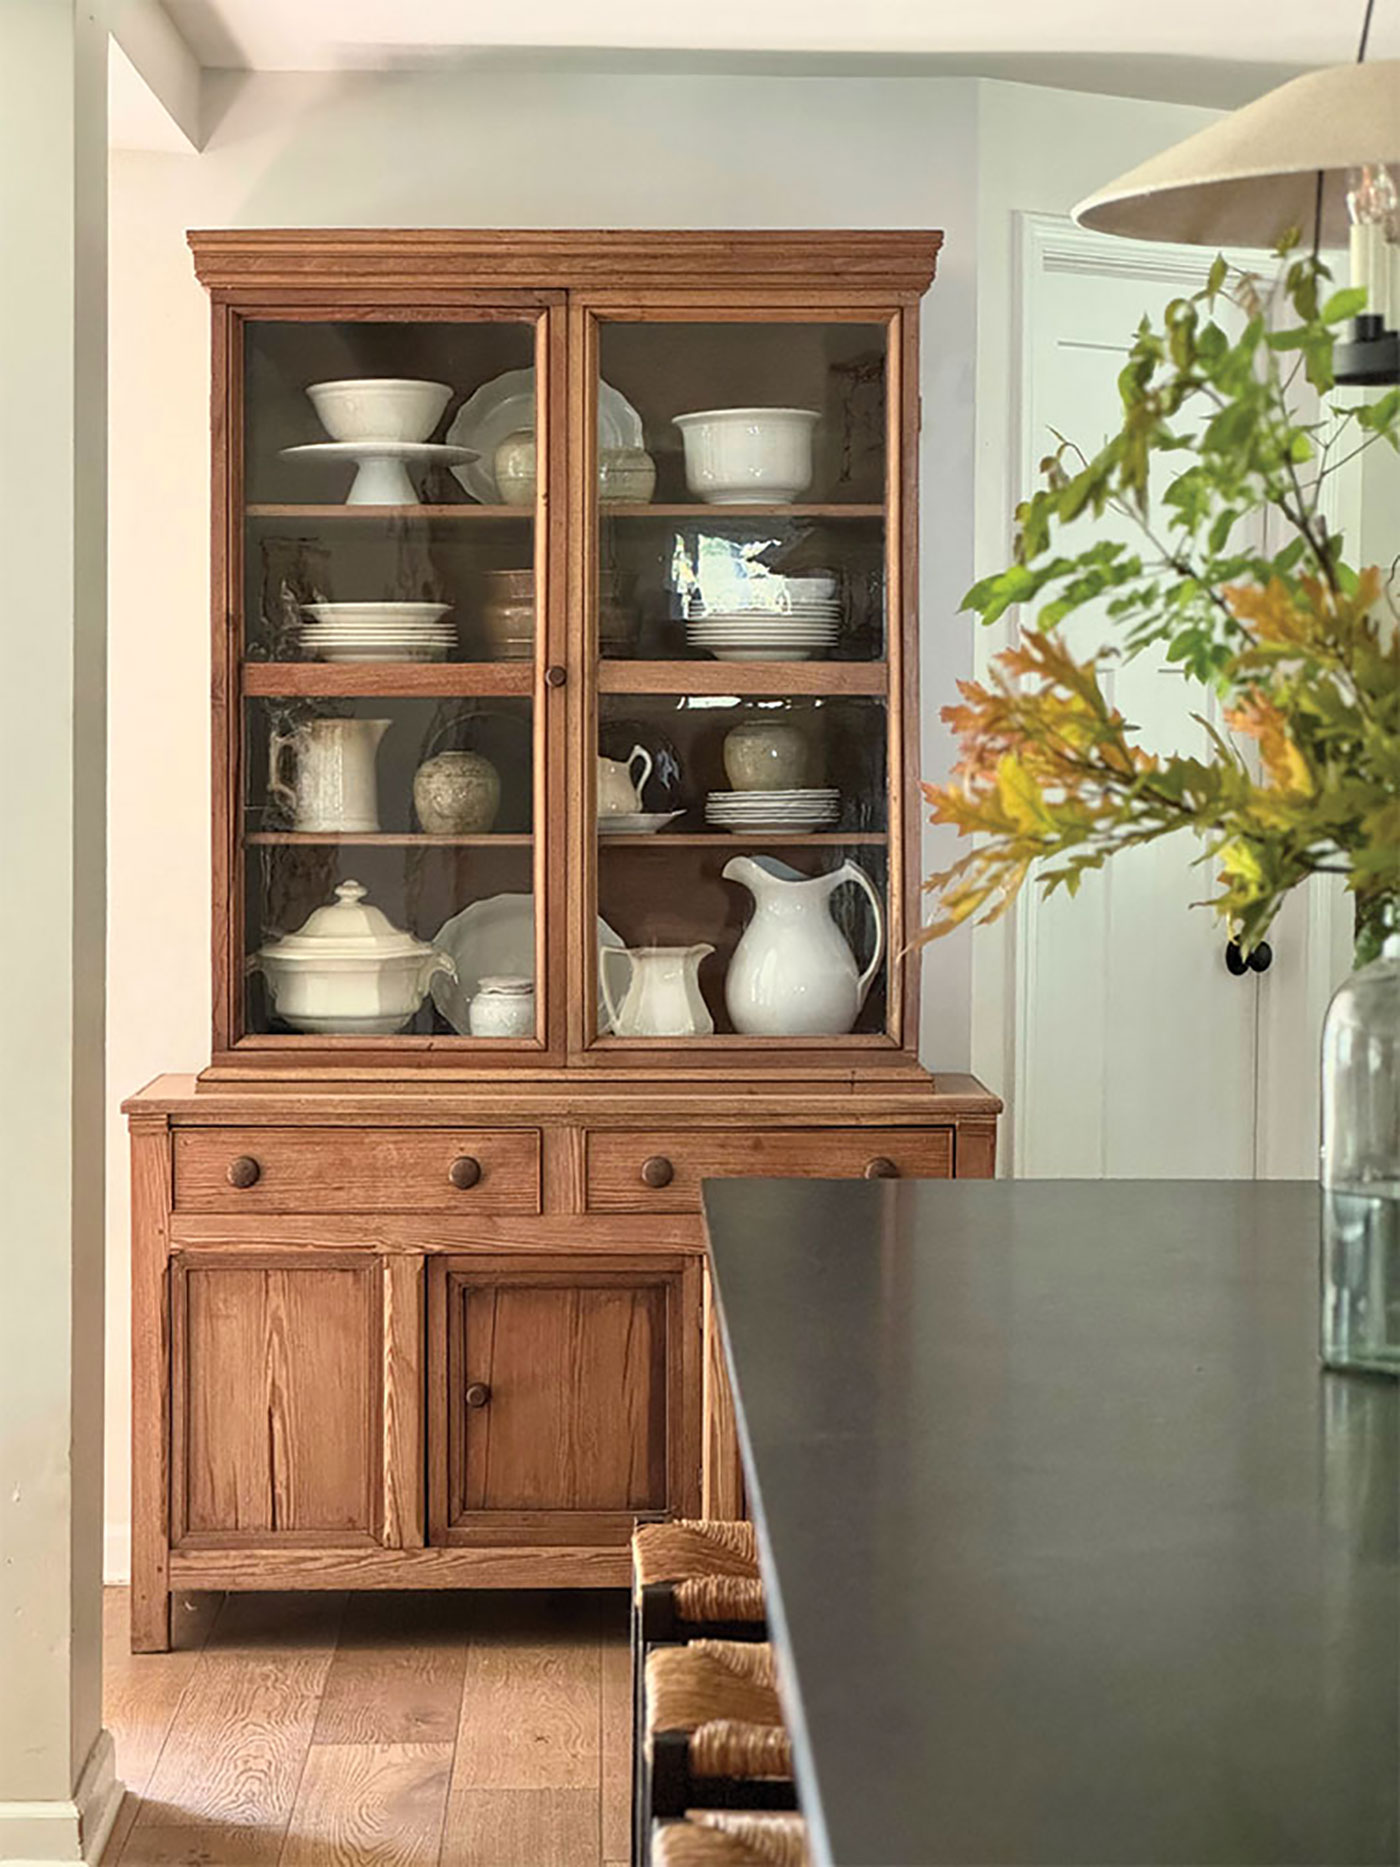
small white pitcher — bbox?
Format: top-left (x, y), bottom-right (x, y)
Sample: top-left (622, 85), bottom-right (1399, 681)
top-left (269, 716), bottom-right (389, 833)
top-left (600, 944), bottom-right (715, 1037)
top-left (597, 744), bottom-right (653, 817)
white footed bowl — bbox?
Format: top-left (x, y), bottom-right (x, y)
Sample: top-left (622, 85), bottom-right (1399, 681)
top-left (674, 407), bottom-right (820, 505)
top-left (307, 378), bottom-right (453, 444)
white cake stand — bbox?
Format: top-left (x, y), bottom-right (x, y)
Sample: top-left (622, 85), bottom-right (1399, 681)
top-left (280, 441), bottom-right (478, 506)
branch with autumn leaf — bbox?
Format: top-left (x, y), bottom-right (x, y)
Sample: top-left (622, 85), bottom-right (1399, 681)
top-left (922, 250), bottom-right (1400, 964)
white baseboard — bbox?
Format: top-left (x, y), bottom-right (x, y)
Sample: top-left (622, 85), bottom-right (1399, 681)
top-left (103, 1523), bottom-right (131, 1587)
top-left (0, 1728), bottom-right (123, 1865)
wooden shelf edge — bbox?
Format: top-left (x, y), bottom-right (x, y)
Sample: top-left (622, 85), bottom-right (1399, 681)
top-left (598, 832), bottom-right (887, 847)
top-left (242, 662), bottom-right (535, 697)
top-left (245, 503), bottom-right (529, 520)
top-left (245, 832), bottom-right (534, 847)
top-left (602, 502), bottom-right (885, 519)
top-left (599, 660), bottom-right (888, 696)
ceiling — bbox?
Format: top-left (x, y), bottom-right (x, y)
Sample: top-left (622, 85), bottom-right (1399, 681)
top-left (160, 0), bottom-right (1399, 96)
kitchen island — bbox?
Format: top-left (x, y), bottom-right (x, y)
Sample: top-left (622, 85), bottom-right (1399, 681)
top-left (702, 1178), bottom-right (1399, 1867)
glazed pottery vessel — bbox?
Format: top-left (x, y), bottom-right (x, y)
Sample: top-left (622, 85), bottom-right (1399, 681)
top-left (467, 975), bottom-right (536, 1038)
top-left (268, 716), bottom-right (388, 833)
top-left (723, 854), bottom-right (885, 1035)
top-left (597, 744), bottom-right (654, 816)
top-left (599, 446), bottom-right (657, 504)
top-left (493, 430), bottom-right (537, 506)
top-left (722, 719), bottom-right (815, 792)
top-left (252, 879), bottom-right (455, 1035)
top-left (600, 944), bottom-right (715, 1037)
top-left (673, 407), bottom-right (820, 504)
top-left (413, 750), bottom-right (501, 834)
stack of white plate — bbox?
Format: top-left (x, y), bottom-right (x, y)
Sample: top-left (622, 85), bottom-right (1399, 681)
top-left (686, 604), bottom-right (840, 662)
top-left (705, 789), bottom-right (840, 833)
top-left (299, 602), bottom-right (456, 663)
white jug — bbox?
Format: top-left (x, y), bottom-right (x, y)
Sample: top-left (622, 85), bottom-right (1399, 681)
top-left (600, 943), bottom-right (715, 1037)
top-left (269, 716), bottom-right (389, 833)
top-left (722, 855), bottom-right (885, 1036)
top-left (597, 744), bottom-right (654, 818)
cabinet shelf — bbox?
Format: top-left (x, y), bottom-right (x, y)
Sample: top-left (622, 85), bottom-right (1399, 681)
top-left (602, 503), bottom-right (884, 520)
top-left (599, 832), bottom-right (887, 847)
top-left (245, 504), bottom-right (529, 521)
top-left (242, 662), bottom-right (535, 698)
top-left (599, 660), bottom-right (887, 697)
top-left (246, 832), bottom-right (533, 847)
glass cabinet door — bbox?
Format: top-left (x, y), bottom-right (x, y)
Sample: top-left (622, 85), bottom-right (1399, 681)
top-left (585, 314), bottom-right (900, 1050)
top-left (230, 312), bottom-right (555, 1051)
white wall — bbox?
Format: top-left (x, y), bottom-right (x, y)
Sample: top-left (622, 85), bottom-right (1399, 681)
top-left (104, 66), bottom-right (1220, 1571)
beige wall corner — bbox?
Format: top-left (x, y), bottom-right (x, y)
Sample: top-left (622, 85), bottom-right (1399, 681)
top-left (0, 0), bottom-right (115, 1859)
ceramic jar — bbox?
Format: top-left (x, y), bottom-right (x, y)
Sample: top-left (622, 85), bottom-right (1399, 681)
top-left (599, 446), bottom-right (657, 504)
top-left (468, 975), bottom-right (535, 1038)
top-left (413, 750), bottom-right (501, 834)
top-left (723, 719), bottom-right (815, 792)
top-left (493, 431), bottom-right (537, 506)
top-left (480, 569), bottom-right (536, 660)
top-left (251, 879), bottom-right (455, 1035)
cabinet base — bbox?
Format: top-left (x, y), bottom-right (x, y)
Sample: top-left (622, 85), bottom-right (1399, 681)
top-left (170, 1543), bottom-right (631, 1594)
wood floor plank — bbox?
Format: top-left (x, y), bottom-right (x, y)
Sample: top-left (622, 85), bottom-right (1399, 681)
top-left (134, 1597), bottom-right (343, 1855)
top-left (439, 1789), bottom-right (601, 1867)
top-left (598, 1619), bottom-right (631, 1865)
top-left (313, 1596), bottom-right (468, 1746)
top-left (103, 1589), bottom-right (223, 1799)
top-left (450, 1595), bottom-right (601, 1791)
top-left (279, 1743), bottom-right (453, 1866)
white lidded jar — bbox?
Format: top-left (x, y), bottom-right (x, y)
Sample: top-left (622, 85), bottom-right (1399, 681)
top-left (1320, 933), bottom-right (1400, 1375)
top-left (251, 879), bottom-right (454, 1036)
top-left (467, 975), bottom-right (535, 1039)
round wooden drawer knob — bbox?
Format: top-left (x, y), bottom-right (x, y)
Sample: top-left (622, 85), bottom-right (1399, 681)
top-left (544, 664), bottom-right (567, 688)
top-left (448, 1156), bottom-right (483, 1190)
top-left (465, 1382), bottom-right (492, 1409)
top-left (641, 1156), bottom-right (675, 1189)
top-left (226, 1155), bottom-right (261, 1189)
top-left (864, 1156), bottom-right (900, 1180)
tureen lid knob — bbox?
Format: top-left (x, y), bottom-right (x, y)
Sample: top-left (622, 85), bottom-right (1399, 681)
top-left (334, 879), bottom-right (368, 905)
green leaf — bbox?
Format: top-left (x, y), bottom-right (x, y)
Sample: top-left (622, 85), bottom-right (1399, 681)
top-left (1321, 286), bottom-right (1369, 325)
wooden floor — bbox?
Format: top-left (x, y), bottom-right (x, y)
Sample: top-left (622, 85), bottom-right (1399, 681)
top-left (101, 1587), bottom-right (631, 1867)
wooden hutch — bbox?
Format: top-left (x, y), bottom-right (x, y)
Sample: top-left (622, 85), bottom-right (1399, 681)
top-left (124, 230), bottom-right (1000, 1651)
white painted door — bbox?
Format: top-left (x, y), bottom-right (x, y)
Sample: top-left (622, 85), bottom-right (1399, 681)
top-left (1005, 218), bottom-right (1349, 1179)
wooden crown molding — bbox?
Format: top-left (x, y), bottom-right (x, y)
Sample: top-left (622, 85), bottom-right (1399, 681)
top-left (186, 228), bottom-right (944, 295)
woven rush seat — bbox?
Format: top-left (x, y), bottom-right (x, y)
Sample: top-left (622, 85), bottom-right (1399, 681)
top-left (646, 1640), bottom-right (784, 1743)
top-left (652, 1811), bottom-right (811, 1867)
top-left (633, 1519), bottom-right (760, 1588)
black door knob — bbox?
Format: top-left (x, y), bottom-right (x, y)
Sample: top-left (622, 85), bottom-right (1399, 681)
top-left (1226, 939), bottom-right (1273, 976)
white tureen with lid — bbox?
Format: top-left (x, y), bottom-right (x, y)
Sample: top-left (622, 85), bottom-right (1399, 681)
top-left (251, 879), bottom-right (456, 1035)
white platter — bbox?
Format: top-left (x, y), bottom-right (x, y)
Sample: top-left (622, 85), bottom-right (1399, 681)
top-left (597, 811), bottom-right (686, 836)
top-left (447, 368), bottom-right (644, 504)
top-left (431, 893), bottom-right (627, 1035)
top-left (302, 602), bottom-right (451, 625)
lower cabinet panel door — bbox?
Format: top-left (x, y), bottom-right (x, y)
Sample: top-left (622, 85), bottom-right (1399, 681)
top-left (171, 1253), bottom-right (381, 1545)
top-left (429, 1259), bottom-right (690, 1544)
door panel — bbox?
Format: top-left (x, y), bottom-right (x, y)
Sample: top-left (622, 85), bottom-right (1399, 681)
top-left (429, 1260), bottom-right (690, 1543)
top-left (173, 1255), bottom-right (380, 1544)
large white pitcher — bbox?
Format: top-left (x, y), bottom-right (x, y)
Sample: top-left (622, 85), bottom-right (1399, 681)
top-left (269, 716), bottom-right (389, 833)
top-left (722, 855), bottom-right (884, 1036)
top-left (600, 943), bottom-right (715, 1037)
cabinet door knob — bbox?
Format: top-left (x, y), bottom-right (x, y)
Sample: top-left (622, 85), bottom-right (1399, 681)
top-left (641, 1155), bottom-right (675, 1189)
top-left (226, 1155), bottom-right (261, 1189)
top-left (465, 1382), bottom-right (492, 1409)
top-left (863, 1156), bottom-right (899, 1180)
top-left (544, 664), bottom-right (567, 688)
top-left (448, 1155), bottom-right (482, 1189)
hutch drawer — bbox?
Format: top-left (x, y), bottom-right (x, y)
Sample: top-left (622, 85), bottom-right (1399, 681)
top-left (172, 1126), bottom-right (542, 1213)
top-left (584, 1126), bottom-right (955, 1212)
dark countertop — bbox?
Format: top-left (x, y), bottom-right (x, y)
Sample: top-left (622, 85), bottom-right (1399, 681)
top-left (703, 1179), bottom-right (1399, 1867)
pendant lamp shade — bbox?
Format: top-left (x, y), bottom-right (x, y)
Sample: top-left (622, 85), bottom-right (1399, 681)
top-left (1073, 60), bottom-right (1400, 247)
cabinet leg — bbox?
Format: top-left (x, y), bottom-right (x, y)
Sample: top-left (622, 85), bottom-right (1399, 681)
top-left (130, 1584), bottom-right (171, 1654)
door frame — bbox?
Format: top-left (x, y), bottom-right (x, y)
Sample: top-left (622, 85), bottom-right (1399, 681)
top-left (971, 212), bottom-right (1349, 1175)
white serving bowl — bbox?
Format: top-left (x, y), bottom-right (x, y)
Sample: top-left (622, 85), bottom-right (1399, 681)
top-left (778, 574), bottom-right (837, 603)
top-left (302, 602), bottom-right (451, 626)
top-left (673, 407), bottom-right (820, 505)
top-left (306, 378), bottom-right (453, 444)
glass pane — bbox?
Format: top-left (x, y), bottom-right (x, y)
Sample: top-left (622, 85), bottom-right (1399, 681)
top-left (590, 318), bottom-right (893, 1045)
top-left (243, 697), bottom-right (536, 1039)
top-left (243, 320), bottom-right (539, 664)
top-left (237, 317), bottom-right (546, 1045)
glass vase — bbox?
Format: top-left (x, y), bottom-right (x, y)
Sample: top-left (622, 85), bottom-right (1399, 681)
top-left (1320, 933), bottom-right (1400, 1375)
